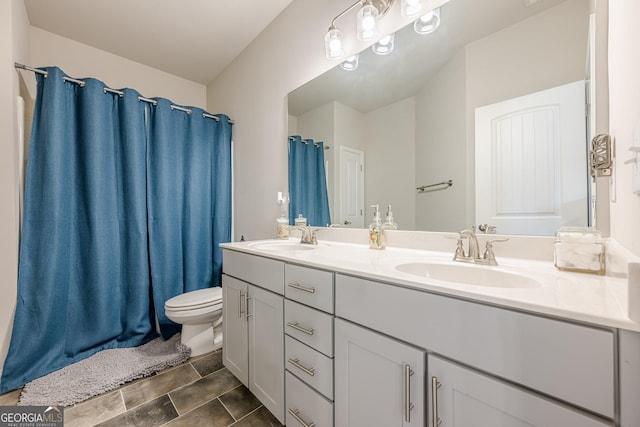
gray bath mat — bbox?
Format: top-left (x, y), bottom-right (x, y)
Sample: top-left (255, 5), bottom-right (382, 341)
top-left (19, 334), bottom-right (191, 407)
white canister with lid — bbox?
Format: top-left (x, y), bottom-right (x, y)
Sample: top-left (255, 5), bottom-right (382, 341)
top-left (294, 214), bottom-right (307, 227)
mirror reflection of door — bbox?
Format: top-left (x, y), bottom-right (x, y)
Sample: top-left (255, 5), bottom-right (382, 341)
top-left (340, 146), bottom-right (365, 228)
top-left (475, 80), bottom-right (588, 236)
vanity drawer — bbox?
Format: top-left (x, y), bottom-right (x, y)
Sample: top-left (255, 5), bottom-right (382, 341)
top-left (335, 274), bottom-right (616, 419)
top-left (285, 335), bottom-right (334, 399)
top-left (222, 250), bottom-right (284, 295)
top-left (285, 264), bottom-right (334, 313)
top-left (285, 299), bottom-right (333, 357)
top-left (286, 372), bottom-right (333, 427)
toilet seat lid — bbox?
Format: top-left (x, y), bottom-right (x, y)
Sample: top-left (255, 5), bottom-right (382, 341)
top-left (165, 287), bottom-right (223, 310)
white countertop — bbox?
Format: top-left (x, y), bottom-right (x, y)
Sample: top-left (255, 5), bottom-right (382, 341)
top-left (221, 238), bottom-right (639, 332)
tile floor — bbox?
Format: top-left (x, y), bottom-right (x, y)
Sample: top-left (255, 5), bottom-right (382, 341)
top-left (0, 349), bottom-right (284, 427)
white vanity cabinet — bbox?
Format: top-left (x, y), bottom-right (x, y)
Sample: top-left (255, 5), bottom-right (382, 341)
top-left (222, 250), bottom-right (285, 423)
top-left (428, 355), bottom-right (610, 427)
top-left (335, 318), bottom-right (425, 427)
top-left (220, 243), bottom-right (632, 426)
top-left (335, 273), bottom-right (616, 426)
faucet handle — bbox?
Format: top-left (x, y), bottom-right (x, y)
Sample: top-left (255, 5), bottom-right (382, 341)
top-left (445, 235), bottom-right (466, 259)
top-left (483, 238), bottom-right (509, 265)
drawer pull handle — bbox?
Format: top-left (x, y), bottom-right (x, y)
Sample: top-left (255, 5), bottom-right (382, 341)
top-left (288, 357), bottom-right (315, 376)
top-left (288, 282), bottom-right (316, 294)
top-left (288, 408), bottom-right (316, 427)
top-left (404, 365), bottom-right (415, 423)
top-left (431, 376), bottom-right (442, 426)
top-left (287, 321), bottom-right (314, 335)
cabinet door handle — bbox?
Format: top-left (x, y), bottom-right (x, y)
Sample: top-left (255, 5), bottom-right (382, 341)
top-left (288, 408), bottom-right (316, 427)
top-left (288, 357), bottom-right (315, 376)
top-left (287, 321), bottom-right (314, 335)
top-left (245, 295), bottom-right (253, 319)
top-left (431, 376), bottom-right (442, 426)
top-left (287, 282), bottom-right (316, 294)
top-left (238, 291), bottom-right (245, 318)
top-left (404, 365), bottom-right (415, 423)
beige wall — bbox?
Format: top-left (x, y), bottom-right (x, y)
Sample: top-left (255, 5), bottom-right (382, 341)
top-left (608, 1), bottom-right (640, 256)
top-left (0, 0), bottom-right (30, 378)
top-left (30, 27), bottom-right (207, 109)
top-left (415, 49), bottom-right (467, 232)
top-left (364, 97), bottom-right (416, 228)
top-left (465, 0), bottom-right (589, 111)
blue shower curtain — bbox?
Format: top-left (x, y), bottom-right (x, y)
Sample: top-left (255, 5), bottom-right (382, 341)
top-left (147, 100), bottom-right (232, 338)
top-left (0, 67), bottom-right (232, 392)
top-left (288, 136), bottom-right (331, 227)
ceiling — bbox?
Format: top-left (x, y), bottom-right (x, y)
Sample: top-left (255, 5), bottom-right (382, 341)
top-left (24, 0), bottom-right (295, 85)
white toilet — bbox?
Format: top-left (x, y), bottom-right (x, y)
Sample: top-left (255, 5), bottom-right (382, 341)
top-left (164, 287), bottom-right (223, 356)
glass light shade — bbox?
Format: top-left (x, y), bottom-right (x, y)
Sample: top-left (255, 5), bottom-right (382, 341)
top-left (401, 0), bottom-right (426, 17)
top-left (340, 54), bottom-right (359, 71)
top-left (414, 8), bottom-right (441, 34)
top-left (371, 33), bottom-right (395, 55)
top-left (324, 27), bottom-right (345, 59)
top-left (357, 3), bottom-right (380, 41)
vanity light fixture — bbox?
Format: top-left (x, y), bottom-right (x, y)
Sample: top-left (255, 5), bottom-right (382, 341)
top-left (324, 0), bottom-right (394, 60)
top-left (357, 1), bottom-right (380, 41)
top-left (371, 33), bottom-right (395, 55)
top-left (340, 54), bottom-right (360, 70)
top-left (324, 26), bottom-right (345, 59)
top-left (414, 8), bottom-right (441, 34)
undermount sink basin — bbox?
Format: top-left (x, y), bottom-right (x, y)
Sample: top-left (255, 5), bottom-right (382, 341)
top-left (248, 241), bottom-right (321, 251)
top-left (394, 262), bottom-right (542, 288)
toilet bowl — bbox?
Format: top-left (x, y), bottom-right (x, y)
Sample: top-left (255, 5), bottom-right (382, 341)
top-left (164, 287), bottom-right (223, 356)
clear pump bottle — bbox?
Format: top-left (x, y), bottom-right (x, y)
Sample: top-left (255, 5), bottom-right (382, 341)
top-left (369, 204), bottom-right (386, 249)
top-left (276, 192), bottom-right (289, 239)
top-left (382, 205), bottom-right (398, 231)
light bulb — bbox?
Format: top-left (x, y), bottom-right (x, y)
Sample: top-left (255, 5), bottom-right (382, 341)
top-left (357, 2), bottom-right (379, 41)
top-left (324, 27), bottom-right (345, 59)
top-left (401, 0), bottom-right (426, 17)
top-left (340, 54), bottom-right (359, 71)
top-left (372, 33), bottom-right (395, 55)
top-left (414, 8), bottom-right (441, 35)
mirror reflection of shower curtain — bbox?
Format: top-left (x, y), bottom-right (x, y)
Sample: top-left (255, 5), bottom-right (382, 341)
top-left (288, 136), bottom-right (331, 227)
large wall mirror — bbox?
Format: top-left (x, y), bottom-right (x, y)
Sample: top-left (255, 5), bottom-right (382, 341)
top-left (288, 0), bottom-right (595, 235)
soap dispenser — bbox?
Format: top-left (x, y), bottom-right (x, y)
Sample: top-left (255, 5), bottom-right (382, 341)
top-left (276, 192), bottom-right (289, 239)
top-left (383, 205), bottom-right (398, 230)
top-left (368, 204), bottom-right (386, 250)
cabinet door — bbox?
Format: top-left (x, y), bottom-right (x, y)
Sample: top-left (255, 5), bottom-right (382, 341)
top-left (428, 355), bottom-right (611, 427)
top-left (248, 284), bottom-right (284, 423)
top-left (222, 275), bottom-right (248, 385)
top-left (335, 318), bottom-right (424, 427)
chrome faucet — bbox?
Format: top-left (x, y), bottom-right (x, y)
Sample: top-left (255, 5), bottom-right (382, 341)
top-left (459, 228), bottom-right (480, 260)
top-left (452, 226), bottom-right (508, 266)
top-left (294, 226), bottom-right (318, 245)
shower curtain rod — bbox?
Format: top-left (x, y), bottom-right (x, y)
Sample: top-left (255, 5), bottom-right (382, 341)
top-left (288, 136), bottom-right (330, 149)
top-left (14, 62), bottom-right (234, 124)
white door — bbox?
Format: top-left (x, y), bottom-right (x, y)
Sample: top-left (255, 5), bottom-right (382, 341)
top-left (428, 355), bottom-right (610, 427)
top-left (339, 146), bottom-right (365, 228)
top-left (248, 284), bottom-right (284, 423)
top-left (335, 318), bottom-right (424, 427)
top-left (222, 275), bottom-right (248, 385)
top-left (475, 81), bottom-right (587, 235)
